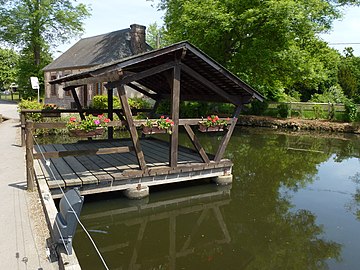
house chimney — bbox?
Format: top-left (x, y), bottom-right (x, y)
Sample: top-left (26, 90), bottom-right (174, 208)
top-left (130, 24), bottom-right (146, 55)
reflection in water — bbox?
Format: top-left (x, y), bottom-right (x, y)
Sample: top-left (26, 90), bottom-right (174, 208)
top-left (73, 128), bottom-right (360, 269)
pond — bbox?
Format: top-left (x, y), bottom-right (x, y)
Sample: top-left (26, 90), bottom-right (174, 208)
top-left (71, 127), bottom-right (360, 270)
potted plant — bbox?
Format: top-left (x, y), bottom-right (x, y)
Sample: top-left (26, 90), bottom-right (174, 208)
top-left (67, 114), bottom-right (111, 137)
top-left (42, 103), bottom-right (60, 117)
top-left (142, 116), bottom-right (174, 134)
top-left (198, 115), bottom-right (229, 132)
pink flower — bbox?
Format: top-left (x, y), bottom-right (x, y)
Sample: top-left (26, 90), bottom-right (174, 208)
top-left (104, 118), bottom-right (110, 123)
top-left (207, 116), bottom-right (211, 120)
top-left (226, 117), bottom-right (230, 121)
top-left (70, 117), bottom-right (77, 122)
top-left (160, 115), bottom-right (165, 119)
top-left (166, 118), bottom-right (171, 123)
top-left (94, 119), bottom-right (100, 125)
top-left (212, 119), bottom-right (216, 123)
top-left (98, 114), bottom-right (104, 119)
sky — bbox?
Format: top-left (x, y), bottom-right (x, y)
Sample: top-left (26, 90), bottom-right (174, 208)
top-left (54, 1), bottom-right (360, 57)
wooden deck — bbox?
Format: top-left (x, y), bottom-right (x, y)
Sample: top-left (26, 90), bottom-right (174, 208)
top-left (33, 138), bottom-right (233, 198)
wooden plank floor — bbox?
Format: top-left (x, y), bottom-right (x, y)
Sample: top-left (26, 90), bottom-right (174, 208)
top-left (33, 138), bottom-right (232, 198)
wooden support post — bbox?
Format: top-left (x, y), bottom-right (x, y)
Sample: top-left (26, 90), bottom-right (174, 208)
top-left (170, 65), bottom-right (180, 167)
top-left (25, 121), bottom-right (35, 191)
top-left (70, 87), bottom-right (85, 120)
top-left (20, 112), bottom-right (26, 146)
top-left (118, 84), bottom-right (148, 171)
top-left (107, 88), bottom-right (114, 139)
top-left (214, 105), bottom-right (242, 162)
top-left (184, 124), bottom-right (210, 163)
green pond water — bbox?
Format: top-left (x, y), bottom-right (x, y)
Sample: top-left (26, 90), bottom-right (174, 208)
top-left (70, 127), bottom-right (360, 270)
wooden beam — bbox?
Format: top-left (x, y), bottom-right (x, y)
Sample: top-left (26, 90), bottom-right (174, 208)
top-left (214, 105), bottom-right (242, 162)
top-left (107, 88), bottom-right (114, 139)
top-left (127, 82), bottom-right (158, 100)
top-left (184, 124), bottom-right (210, 163)
top-left (62, 69), bottom-right (123, 88)
top-left (70, 87), bottom-right (85, 120)
top-left (25, 121), bottom-right (35, 191)
top-left (116, 61), bottom-right (176, 86)
top-left (170, 65), bottom-right (180, 167)
top-left (33, 146), bottom-right (133, 159)
top-left (117, 84), bottom-right (148, 171)
top-left (180, 63), bottom-right (241, 105)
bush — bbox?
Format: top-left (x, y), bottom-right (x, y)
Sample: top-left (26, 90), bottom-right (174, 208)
top-left (277, 103), bottom-right (290, 118)
top-left (250, 100), bottom-right (268, 115)
top-left (344, 101), bottom-right (358, 122)
top-left (91, 95), bottom-right (121, 109)
top-left (17, 99), bottom-right (43, 121)
top-left (312, 104), bottom-right (325, 119)
top-left (128, 97), bottom-right (151, 109)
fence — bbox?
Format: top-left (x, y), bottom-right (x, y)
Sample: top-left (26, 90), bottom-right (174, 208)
top-left (264, 101), bottom-right (360, 120)
top-left (0, 92), bottom-right (21, 101)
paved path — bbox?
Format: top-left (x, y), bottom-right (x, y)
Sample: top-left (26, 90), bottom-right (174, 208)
top-left (0, 101), bottom-right (58, 269)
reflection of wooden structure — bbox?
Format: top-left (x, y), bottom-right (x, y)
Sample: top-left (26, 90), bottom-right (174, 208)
top-left (26, 41), bottom-right (263, 194)
top-left (78, 186), bottom-right (232, 269)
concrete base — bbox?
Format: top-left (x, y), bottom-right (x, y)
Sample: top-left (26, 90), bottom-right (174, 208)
top-left (212, 174), bottom-right (233, 186)
top-left (123, 185), bottom-right (149, 200)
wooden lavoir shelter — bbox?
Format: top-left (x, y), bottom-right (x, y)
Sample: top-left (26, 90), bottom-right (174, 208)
top-left (26, 41), bottom-right (264, 198)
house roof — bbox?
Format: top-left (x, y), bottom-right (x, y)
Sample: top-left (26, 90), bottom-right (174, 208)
top-left (44, 28), bottom-right (142, 71)
top-left (50, 41), bottom-right (264, 105)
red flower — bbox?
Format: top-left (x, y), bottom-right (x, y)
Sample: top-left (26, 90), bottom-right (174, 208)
top-left (214, 116), bottom-right (219, 120)
top-left (160, 115), bottom-right (165, 119)
top-left (104, 118), bottom-right (110, 123)
top-left (70, 117), bottom-right (77, 122)
top-left (212, 119), bottom-right (216, 123)
top-left (207, 116), bottom-right (212, 120)
top-left (165, 118), bottom-right (171, 123)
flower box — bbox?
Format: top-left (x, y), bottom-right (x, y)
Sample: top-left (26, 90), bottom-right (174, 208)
top-left (69, 127), bottom-right (104, 138)
top-left (142, 126), bottom-right (166, 135)
top-left (198, 123), bottom-right (225, 132)
top-left (41, 111), bottom-right (61, 117)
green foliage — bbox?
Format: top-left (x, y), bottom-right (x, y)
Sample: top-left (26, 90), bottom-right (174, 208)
top-left (17, 99), bottom-right (43, 121)
top-left (91, 95), bottom-right (121, 109)
top-left (250, 100), bottom-right (269, 116)
top-left (156, 0), bottom-right (356, 99)
top-left (277, 103), bottom-right (290, 118)
top-left (338, 50), bottom-right (360, 99)
top-left (146, 22), bottom-right (167, 49)
top-left (310, 85), bottom-right (348, 104)
top-left (0, 0), bottom-right (90, 92)
top-left (0, 48), bottom-right (18, 90)
top-left (344, 101), bottom-right (358, 122)
top-left (312, 104), bottom-right (325, 119)
top-left (128, 97), bottom-right (151, 109)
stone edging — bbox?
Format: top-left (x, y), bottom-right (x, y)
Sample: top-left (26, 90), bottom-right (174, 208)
top-left (238, 115), bottom-right (360, 134)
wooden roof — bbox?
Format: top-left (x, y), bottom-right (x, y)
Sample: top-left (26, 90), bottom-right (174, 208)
top-left (50, 41), bottom-right (264, 105)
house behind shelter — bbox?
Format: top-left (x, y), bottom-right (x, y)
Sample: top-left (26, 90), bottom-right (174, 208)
top-left (43, 24), bottom-right (150, 108)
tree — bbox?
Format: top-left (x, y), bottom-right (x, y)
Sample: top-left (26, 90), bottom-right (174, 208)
top-left (0, 47), bottom-right (18, 90)
top-left (338, 47), bottom-right (360, 100)
top-left (152, 0), bottom-right (359, 100)
top-left (146, 22), bottom-right (167, 49)
top-left (0, 0), bottom-right (90, 67)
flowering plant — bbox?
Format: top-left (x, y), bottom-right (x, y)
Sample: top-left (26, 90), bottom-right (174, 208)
top-left (200, 115), bottom-right (229, 128)
top-left (66, 114), bottom-right (111, 132)
top-left (145, 115), bottom-right (174, 134)
top-left (42, 103), bottom-right (59, 111)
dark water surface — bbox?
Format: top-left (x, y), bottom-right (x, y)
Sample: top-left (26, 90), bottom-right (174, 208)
top-left (73, 128), bottom-right (360, 270)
